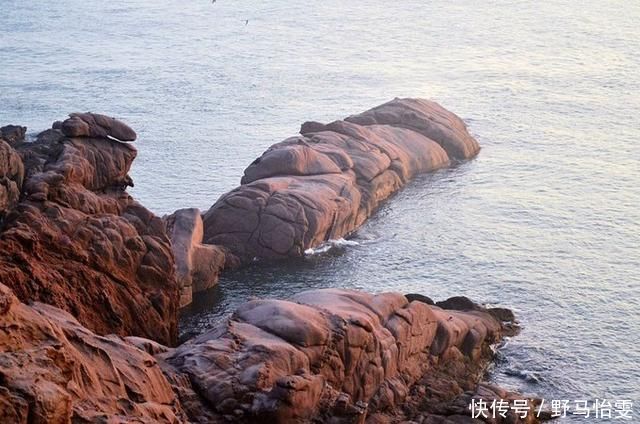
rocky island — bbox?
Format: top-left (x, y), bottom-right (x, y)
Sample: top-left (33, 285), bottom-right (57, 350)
top-left (0, 100), bottom-right (548, 423)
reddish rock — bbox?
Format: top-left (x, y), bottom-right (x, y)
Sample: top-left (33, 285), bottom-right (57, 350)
top-left (0, 120), bottom-right (178, 345)
top-left (202, 98), bottom-right (477, 263)
top-left (345, 98), bottom-right (480, 160)
top-left (161, 289), bottom-right (531, 423)
top-left (0, 282), bottom-right (544, 424)
top-left (165, 208), bottom-right (228, 307)
top-left (60, 112), bottom-right (137, 142)
top-left (0, 283), bottom-right (185, 423)
top-left (0, 140), bottom-right (24, 215)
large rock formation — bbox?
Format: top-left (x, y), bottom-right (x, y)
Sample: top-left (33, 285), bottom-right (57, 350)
top-left (162, 289), bottom-right (541, 423)
top-left (165, 208), bottom-right (229, 307)
top-left (0, 114), bottom-right (179, 345)
top-left (0, 282), bottom-right (543, 424)
top-left (202, 98), bottom-right (479, 263)
top-left (0, 283), bottom-right (186, 423)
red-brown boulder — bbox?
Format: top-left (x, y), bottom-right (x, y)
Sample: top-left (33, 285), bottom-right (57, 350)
top-left (202, 98), bottom-right (478, 263)
top-left (165, 208), bottom-right (228, 307)
top-left (60, 112), bottom-right (137, 142)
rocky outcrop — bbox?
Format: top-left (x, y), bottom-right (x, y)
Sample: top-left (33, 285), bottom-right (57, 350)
top-left (59, 112), bottom-right (137, 142)
top-left (0, 140), bottom-right (24, 215)
top-left (0, 283), bottom-right (185, 423)
top-left (162, 289), bottom-right (538, 423)
top-left (0, 116), bottom-right (178, 345)
top-left (202, 98), bottom-right (479, 263)
top-left (165, 208), bottom-right (229, 307)
top-left (0, 280), bottom-right (543, 424)
top-left (0, 125), bottom-right (27, 146)
top-left (344, 98), bottom-right (480, 160)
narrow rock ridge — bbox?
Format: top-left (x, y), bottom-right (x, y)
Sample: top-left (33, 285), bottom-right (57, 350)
top-left (0, 282), bottom-right (545, 423)
top-left (202, 98), bottom-right (479, 264)
top-left (0, 114), bottom-right (179, 345)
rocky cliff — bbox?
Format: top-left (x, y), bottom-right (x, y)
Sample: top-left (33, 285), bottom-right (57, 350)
top-left (0, 115), bottom-right (178, 345)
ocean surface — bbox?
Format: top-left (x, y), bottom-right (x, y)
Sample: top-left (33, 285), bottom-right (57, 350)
top-left (1, 0), bottom-right (639, 421)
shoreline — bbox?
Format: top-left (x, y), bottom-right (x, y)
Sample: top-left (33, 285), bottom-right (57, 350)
top-left (0, 102), bottom-right (549, 423)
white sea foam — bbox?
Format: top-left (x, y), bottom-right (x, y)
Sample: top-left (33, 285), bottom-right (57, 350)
top-left (304, 238), bottom-right (360, 255)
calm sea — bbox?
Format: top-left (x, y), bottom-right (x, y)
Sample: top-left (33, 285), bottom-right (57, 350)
top-left (2, 1), bottom-right (639, 420)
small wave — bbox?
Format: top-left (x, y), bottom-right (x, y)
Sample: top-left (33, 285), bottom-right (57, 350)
top-left (304, 238), bottom-right (360, 255)
top-left (504, 368), bottom-right (543, 384)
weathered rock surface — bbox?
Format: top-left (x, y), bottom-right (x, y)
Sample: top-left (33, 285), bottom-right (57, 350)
top-left (0, 283), bottom-right (185, 423)
top-left (60, 112), bottom-right (137, 142)
top-left (0, 118), bottom-right (178, 345)
top-left (162, 288), bottom-right (537, 423)
top-left (0, 125), bottom-right (27, 146)
top-left (0, 281), bottom-right (543, 424)
top-left (0, 139), bottom-right (24, 215)
top-left (165, 208), bottom-right (228, 307)
top-left (344, 98), bottom-right (480, 160)
top-left (202, 98), bottom-right (478, 263)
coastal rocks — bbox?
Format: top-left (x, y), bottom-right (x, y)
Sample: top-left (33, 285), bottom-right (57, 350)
top-left (0, 139), bottom-right (24, 215)
top-left (0, 283), bottom-right (185, 423)
top-left (165, 208), bottom-right (228, 307)
top-left (344, 98), bottom-right (480, 160)
top-left (60, 112), bottom-right (137, 142)
top-left (162, 289), bottom-right (523, 423)
top-left (202, 98), bottom-right (477, 263)
top-left (0, 116), bottom-right (178, 345)
top-left (0, 125), bottom-right (26, 146)
top-left (0, 281), bottom-right (542, 424)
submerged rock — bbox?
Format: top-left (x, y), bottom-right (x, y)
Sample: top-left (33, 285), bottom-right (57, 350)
top-left (0, 116), bottom-right (178, 345)
top-left (202, 98), bottom-right (478, 263)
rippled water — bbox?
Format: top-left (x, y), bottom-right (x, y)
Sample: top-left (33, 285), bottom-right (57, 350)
top-left (2, 0), bottom-right (639, 421)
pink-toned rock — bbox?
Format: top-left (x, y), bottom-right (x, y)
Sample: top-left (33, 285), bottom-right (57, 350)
top-left (161, 289), bottom-right (517, 423)
top-left (165, 208), bottom-right (228, 307)
top-left (0, 120), bottom-right (178, 345)
top-left (60, 112), bottom-right (137, 142)
top-left (0, 281), bottom-right (543, 424)
top-left (345, 98), bottom-right (480, 160)
top-left (202, 98), bottom-right (477, 263)
top-left (0, 283), bottom-right (185, 423)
